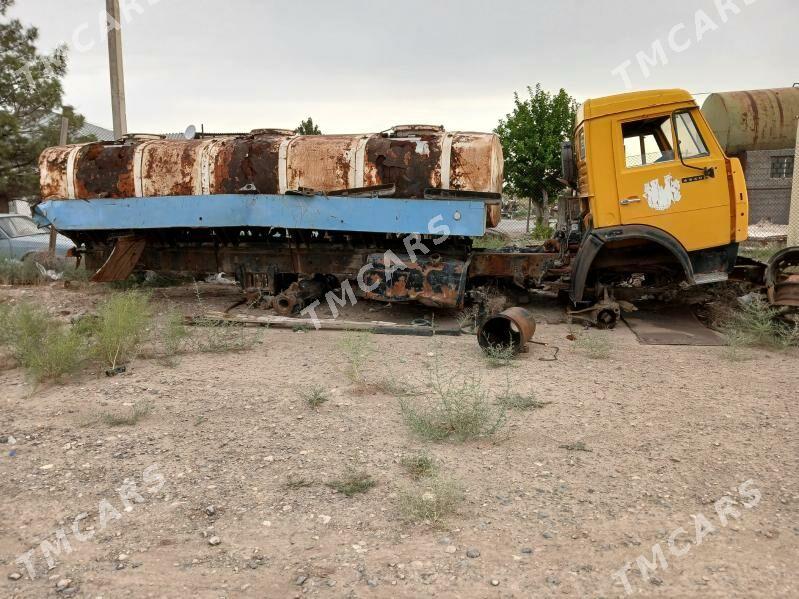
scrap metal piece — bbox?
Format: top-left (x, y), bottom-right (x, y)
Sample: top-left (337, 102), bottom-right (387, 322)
top-left (568, 298), bottom-right (621, 330)
top-left (326, 184), bottom-right (396, 197)
top-left (477, 307), bottom-right (536, 354)
top-left (274, 277), bottom-right (332, 316)
top-left (361, 253), bottom-right (468, 309)
top-left (766, 246), bottom-right (799, 307)
top-left (90, 235), bottom-right (146, 282)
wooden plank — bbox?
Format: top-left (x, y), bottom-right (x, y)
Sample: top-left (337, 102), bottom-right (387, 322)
top-left (188, 310), bottom-right (461, 337)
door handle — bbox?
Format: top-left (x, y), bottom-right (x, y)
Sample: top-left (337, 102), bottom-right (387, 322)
top-left (620, 197), bottom-right (641, 206)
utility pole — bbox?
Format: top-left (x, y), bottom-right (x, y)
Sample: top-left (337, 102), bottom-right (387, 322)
top-left (48, 115), bottom-right (70, 257)
top-left (106, 0), bottom-right (128, 139)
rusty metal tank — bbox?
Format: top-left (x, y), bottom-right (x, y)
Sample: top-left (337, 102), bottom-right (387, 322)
top-left (701, 87), bottom-right (799, 155)
top-left (39, 125), bottom-right (504, 203)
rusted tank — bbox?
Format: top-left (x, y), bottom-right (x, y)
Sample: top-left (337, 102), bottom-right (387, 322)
top-left (39, 126), bottom-right (503, 203)
top-left (701, 87), bottom-right (799, 155)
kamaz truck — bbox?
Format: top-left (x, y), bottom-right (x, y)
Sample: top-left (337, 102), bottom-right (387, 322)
top-left (34, 89), bottom-right (799, 328)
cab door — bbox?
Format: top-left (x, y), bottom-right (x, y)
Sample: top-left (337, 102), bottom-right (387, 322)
top-left (613, 109), bottom-right (731, 252)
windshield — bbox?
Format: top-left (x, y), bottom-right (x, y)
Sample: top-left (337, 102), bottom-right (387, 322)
top-left (0, 216), bottom-right (43, 238)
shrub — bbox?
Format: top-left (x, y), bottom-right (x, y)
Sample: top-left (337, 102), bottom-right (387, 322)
top-left (91, 291), bottom-right (152, 369)
top-left (338, 331), bottom-right (375, 383)
top-left (400, 355), bottom-right (506, 443)
top-left (400, 452), bottom-right (437, 480)
top-left (300, 385), bottom-right (329, 409)
top-left (3, 303), bottom-right (86, 381)
top-left (722, 297), bottom-right (798, 349)
top-left (326, 471), bottom-right (376, 497)
top-left (497, 390), bottom-right (551, 410)
top-left (482, 342), bottom-right (519, 368)
top-left (159, 309), bottom-right (190, 359)
top-left (0, 258), bottom-right (43, 285)
top-left (101, 400), bottom-right (153, 426)
top-left (191, 283), bottom-right (257, 353)
top-left (398, 477), bottom-right (463, 523)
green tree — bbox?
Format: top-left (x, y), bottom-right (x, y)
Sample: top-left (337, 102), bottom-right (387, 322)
top-left (495, 84), bottom-right (577, 224)
top-left (0, 0), bottom-right (92, 208)
top-left (295, 117), bottom-right (321, 135)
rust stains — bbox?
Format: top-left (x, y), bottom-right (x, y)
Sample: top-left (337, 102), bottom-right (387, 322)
top-left (73, 142), bottom-right (136, 198)
top-left (39, 145), bottom-right (75, 199)
top-left (141, 140), bottom-right (204, 196)
top-left (364, 136), bottom-right (442, 198)
top-left (211, 133), bottom-right (287, 194)
top-left (286, 135), bottom-right (358, 191)
top-left (361, 253), bottom-right (466, 308)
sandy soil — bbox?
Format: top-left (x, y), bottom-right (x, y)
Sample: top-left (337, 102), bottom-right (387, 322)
top-left (1, 282), bottom-right (797, 598)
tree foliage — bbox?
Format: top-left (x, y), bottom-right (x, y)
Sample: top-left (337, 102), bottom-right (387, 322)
top-left (0, 0), bottom-right (92, 205)
top-left (495, 84), bottom-right (577, 216)
top-left (295, 117), bottom-right (321, 135)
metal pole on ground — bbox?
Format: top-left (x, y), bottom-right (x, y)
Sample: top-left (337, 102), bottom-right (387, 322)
top-left (106, 0), bottom-right (128, 140)
top-left (788, 119), bottom-right (799, 246)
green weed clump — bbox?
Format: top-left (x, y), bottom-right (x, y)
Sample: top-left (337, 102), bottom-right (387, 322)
top-left (91, 291), bottom-right (152, 369)
top-left (400, 452), bottom-right (437, 480)
top-left (0, 258), bottom-right (43, 285)
top-left (100, 400), bottom-right (153, 426)
top-left (300, 385), bottom-right (329, 409)
top-left (400, 352), bottom-right (506, 443)
top-left (1, 303), bottom-right (86, 381)
top-left (722, 298), bottom-right (798, 350)
top-left (398, 477), bottom-right (463, 523)
top-left (338, 331), bottom-right (375, 383)
top-left (326, 471), bottom-right (376, 497)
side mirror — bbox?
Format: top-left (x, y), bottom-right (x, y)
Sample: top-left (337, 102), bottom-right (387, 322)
top-left (560, 141), bottom-right (576, 187)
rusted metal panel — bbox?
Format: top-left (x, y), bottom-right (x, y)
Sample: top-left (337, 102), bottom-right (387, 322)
top-left (469, 250), bottom-right (557, 285)
top-left (73, 142), bottom-right (137, 198)
top-left (90, 235), bottom-right (146, 282)
top-left (139, 139), bottom-right (208, 196)
top-left (361, 253), bottom-right (467, 308)
top-left (450, 133), bottom-right (503, 194)
top-left (363, 134), bottom-right (444, 197)
top-left (286, 135), bottom-right (361, 192)
top-left (39, 145), bottom-right (78, 200)
top-left (209, 133), bottom-right (290, 194)
top-left (702, 88), bottom-right (799, 154)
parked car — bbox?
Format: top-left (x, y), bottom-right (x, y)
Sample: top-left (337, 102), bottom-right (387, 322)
top-left (0, 214), bottom-right (76, 261)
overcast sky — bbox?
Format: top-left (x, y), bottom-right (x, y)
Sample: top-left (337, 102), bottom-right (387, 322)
top-left (8, 0), bottom-right (798, 134)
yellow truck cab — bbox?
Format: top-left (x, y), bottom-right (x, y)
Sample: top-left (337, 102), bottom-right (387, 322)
top-left (564, 89), bottom-right (751, 303)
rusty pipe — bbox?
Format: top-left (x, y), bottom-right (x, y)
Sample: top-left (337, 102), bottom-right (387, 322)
top-left (477, 307), bottom-right (536, 354)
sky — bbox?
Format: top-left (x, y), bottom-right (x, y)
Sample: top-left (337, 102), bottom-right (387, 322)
top-left (8, 0), bottom-right (799, 134)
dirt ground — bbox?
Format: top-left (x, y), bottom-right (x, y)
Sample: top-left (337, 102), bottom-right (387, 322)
top-left (1, 282), bottom-right (797, 598)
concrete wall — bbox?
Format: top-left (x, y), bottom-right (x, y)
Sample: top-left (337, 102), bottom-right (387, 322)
top-left (741, 148), bottom-right (794, 225)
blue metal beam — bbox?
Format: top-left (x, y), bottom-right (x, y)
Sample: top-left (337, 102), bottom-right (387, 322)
top-left (33, 194), bottom-right (487, 237)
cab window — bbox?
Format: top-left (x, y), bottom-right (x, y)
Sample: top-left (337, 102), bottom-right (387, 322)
top-left (622, 116), bottom-right (675, 168)
top-left (674, 111), bottom-right (709, 159)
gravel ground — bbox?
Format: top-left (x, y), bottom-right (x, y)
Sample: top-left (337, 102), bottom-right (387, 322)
top-left (1, 282), bottom-right (797, 598)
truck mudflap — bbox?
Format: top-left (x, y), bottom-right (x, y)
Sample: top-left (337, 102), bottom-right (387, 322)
top-left (765, 247), bottom-right (799, 307)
